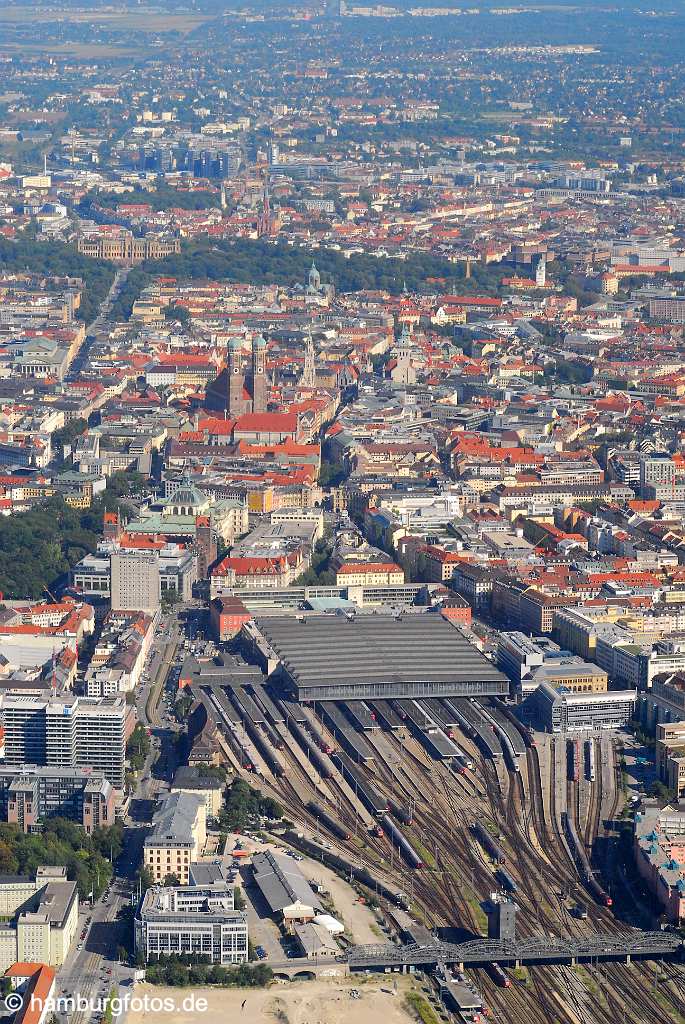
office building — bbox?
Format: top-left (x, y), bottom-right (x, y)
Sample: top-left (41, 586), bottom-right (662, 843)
top-left (655, 722), bottom-right (685, 799)
top-left (110, 549), bottom-right (160, 614)
top-left (640, 453), bottom-right (676, 499)
top-left (136, 878), bottom-right (247, 964)
top-left (143, 792), bottom-right (207, 885)
top-left (526, 682), bottom-right (636, 733)
top-left (0, 866), bottom-right (78, 972)
top-left (648, 295), bottom-right (685, 324)
top-left (0, 694), bottom-right (132, 790)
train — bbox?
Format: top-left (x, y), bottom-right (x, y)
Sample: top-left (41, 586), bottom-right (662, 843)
top-left (447, 699), bottom-right (503, 762)
top-left (284, 830), bottom-right (410, 908)
top-left (472, 822), bottom-right (506, 865)
top-left (331, 751), bottom-right (389, 819)
top-left (370, 699), bottom-right (403, 732)
top-left (388, 798), bottom-right (413, 827)
top-left (305, 800), bottom-right (352, 843)
top-left (299, 708), bottom-right (334, 755)
top-left (562, 811), bottom-right (612, 907)
top-left (380, 814), bottom-right (424, 869)
top-left (485, 963), bottom-right (511, 988)
top-left (586, 739), bottom-right (596, 783)
top-left (285, 717), bottom-right (334, 780)
top-left (495, 867), bottom-right (519, 894)
top-left (476, 701), bottom-right (522, 773)
top-left (569, 738), bottom-right (581, 783)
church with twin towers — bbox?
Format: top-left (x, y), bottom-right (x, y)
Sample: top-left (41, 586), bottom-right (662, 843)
top-left (205, 333), bottom-right (267, 417)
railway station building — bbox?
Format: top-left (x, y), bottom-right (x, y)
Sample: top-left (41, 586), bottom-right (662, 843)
top-left (248, 612), bottom-right (509, 702)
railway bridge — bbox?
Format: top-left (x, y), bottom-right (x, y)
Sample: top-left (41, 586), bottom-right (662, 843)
top-left (348, 933), bottom-right (684, 972)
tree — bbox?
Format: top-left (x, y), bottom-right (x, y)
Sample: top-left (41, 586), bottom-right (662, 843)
top-left (136, 866), bottom-right (155, 895)
top-left (163, 873), bottom-right (181, 887)
top-left (164, 304), bottom-right (191, 326)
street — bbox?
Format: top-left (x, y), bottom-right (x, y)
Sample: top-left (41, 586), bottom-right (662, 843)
top-left (53, 607), bottom-right (191, 1021)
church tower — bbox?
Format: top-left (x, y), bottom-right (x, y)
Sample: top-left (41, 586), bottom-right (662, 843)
top-left (252, 334), bottom-right (267, 412)
top-left (227, 338), bottom-right (245, 417)
top-left (301, 329), bottom-right (316, 388)
top-left (308, 261), bottom-right (321, 291)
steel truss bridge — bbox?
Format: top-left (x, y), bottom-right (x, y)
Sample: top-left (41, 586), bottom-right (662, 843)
top-left (348, 933), bottom-right (684, 971)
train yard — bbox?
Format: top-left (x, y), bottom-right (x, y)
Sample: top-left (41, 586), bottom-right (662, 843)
top-left (195, 682), bottom-right (685, 1023)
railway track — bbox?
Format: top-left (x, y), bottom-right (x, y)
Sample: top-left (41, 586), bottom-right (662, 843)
top-left (242, 707), bottom-right (684, 1024)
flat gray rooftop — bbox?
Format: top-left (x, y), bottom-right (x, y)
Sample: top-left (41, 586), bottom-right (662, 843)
top-left (254, 613), bottom-right (508, 701)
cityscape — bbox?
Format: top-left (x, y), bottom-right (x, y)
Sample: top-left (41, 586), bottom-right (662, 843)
top-left (0, 1), bottom-right (684, 1024)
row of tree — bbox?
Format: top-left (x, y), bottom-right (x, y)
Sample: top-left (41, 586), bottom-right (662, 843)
top-left (145, 956), bottom-right (272, 988)
top-left (0, 818), bottom-right (122, 899)
top-left (0, 237), bottom-right (115, 324)
top-left (108, 236), bottom-right (509, 319)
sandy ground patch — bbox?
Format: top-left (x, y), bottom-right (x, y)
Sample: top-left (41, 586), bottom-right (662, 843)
top-left (127, 977), bottom-right (415, 1024)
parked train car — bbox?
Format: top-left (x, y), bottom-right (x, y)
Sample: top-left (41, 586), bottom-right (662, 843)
top-left (371, 699), bottom-right (403, 732)
top-left (332, 751), bottom-right (388, 818)
top-left (286, 717), bottom-right (333, 780)
top-left (586, 740), bottom-right (596, 783)
top-left (306, 800), bottom-right (352, 843)
top-left (562, 811), bottom-right (612, 906)
top-left (472, 822), bottom-right (506, 865)
top-left (568, 738), bottom-right (581, 783)
top-left (447, 699), bottom-right (503, 761)
top-left (284, 830), bottom-right (409, 908)
top-left (495, 868), bottom-right (519, 894)
top-left (388, 798), bottom-right (413, 827)
top-left (485, 963), bottom-right (511, 988)
top-left (380, 814), bottom-right (424, 869)
top-left (476, 701), bottom-right (522, 773)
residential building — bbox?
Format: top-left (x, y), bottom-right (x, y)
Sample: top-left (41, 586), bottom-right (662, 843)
top-left (634, 801), bottom-right (685, 925)
top-left (655, 722), bottom-right (685, 799)
top-left (170, 766), bottom-right (225, 818)
top-left (0, 765), bottom-right (115, 833)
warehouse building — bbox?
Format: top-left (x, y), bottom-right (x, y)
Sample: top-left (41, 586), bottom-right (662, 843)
top-left (249, 612), bottom-right (508, 702)
top-left (251, 850), bottom-right (322, 930)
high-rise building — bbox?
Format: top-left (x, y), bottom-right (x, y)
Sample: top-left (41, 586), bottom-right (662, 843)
top-left (0, 694), bottom-right (132, 789)
top-left (111, 548), bottom-right (160, 614)
top-left (639, 453), bottom-right (676, 498)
